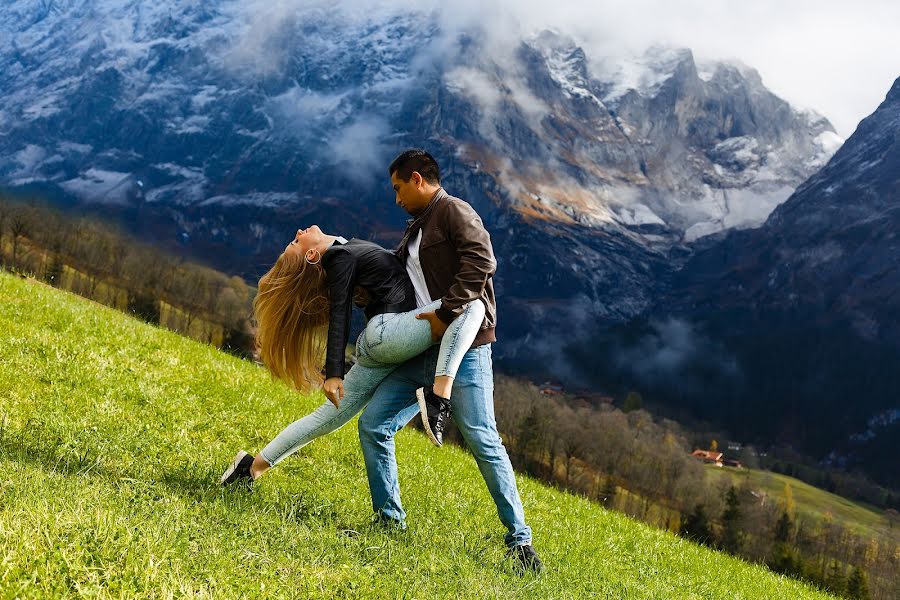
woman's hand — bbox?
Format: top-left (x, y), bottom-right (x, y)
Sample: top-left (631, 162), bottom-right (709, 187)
top-left (323, 377), bottom-right (344, 408)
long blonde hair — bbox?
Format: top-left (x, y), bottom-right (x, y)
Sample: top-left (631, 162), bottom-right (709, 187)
top-left (253, 251), bottom-right (330, 391)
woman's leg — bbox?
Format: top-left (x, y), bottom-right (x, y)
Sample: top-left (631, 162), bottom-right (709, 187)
top-left (433, 300), bottom-right (486, 392)
top-left (254, 358), bottom-right (398, 474)
top-left (360, 299), bottom-right (486, 399)
top-left (229, 303), bottom-right (485, 481)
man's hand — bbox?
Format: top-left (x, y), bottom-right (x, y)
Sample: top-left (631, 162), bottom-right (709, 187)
top-left (416, 311), bottom-right (449, 342)
top-left (323, 377), bottom-right (344, 408)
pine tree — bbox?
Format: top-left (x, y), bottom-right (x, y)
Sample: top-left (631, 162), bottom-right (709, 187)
top-left (43, 252), bottom-right (63, 286)
top-left (846, 566), bottom-right (870, 600)
top-left (768, 510), bottom-right (803, 578)
top-left (623, 391), bottom-right (642, 412)
top-left (720, 486), bottom-right (742, 553)
top-left (600, 477), bottom-right (617, 507)
top-left (680, 504), bottom-right (713, 545)
top-left (824, 560), bottom-right (846, 596)
top-left (774, 510), bottom-right (793, 543)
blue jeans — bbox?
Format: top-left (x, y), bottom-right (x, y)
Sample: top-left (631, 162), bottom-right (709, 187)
top-left (357, 344), bottom-right (533, 548)
top-left (258, 300), bottom-right (485, 466)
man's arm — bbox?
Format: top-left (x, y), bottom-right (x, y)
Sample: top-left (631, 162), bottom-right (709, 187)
top-left (434, 200), bottom-right (496, 325)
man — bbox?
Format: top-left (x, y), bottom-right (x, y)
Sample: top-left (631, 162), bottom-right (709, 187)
top-left (356, 149), bottom-right (542, 573)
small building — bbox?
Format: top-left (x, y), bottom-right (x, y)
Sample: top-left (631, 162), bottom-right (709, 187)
top-left (690, 449), bottom-right (724, 466)
top-left (723, 458), bottom-right (743, 469)
top-left (539, 381), bottom-right (565, 396)
top-left (572, 392), bottom-right (615, 405)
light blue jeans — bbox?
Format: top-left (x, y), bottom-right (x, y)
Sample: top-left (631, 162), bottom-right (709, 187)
top-left (357, 344), bottom-right (533, 548)
top-left (258, 299), bottom-right (485, 466)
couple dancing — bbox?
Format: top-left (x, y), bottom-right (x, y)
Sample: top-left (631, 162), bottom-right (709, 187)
top-left (220, 149), bottom-right (542, 573)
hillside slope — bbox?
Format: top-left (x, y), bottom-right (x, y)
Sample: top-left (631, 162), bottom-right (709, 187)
top-left (0, 271), bottom-right (833, 598)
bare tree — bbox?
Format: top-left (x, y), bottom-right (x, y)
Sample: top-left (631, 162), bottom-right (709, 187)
top-left (9, 209), bottom-right (32, 269)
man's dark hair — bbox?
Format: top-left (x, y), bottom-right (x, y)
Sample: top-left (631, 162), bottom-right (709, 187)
top-left (388, 149), bottom-right (441, 184)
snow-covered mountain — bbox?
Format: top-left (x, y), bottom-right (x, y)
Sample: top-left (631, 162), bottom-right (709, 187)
top-left (615, 76), bottom-right (900, 487)
top-left (0, 1), bottom-right (841, 360)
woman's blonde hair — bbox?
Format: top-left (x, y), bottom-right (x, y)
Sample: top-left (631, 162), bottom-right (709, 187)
top-left (253, 251), bottom-right (330, 391)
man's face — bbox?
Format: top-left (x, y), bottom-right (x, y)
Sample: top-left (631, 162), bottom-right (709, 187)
top-left (391, 171), bottom-right (428, 216)
top-left (283, 225), bottom-right (323, 259)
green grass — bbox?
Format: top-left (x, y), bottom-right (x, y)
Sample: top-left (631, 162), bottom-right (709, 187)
top-left (705, 465), bottom-right (898, 541)
top-left (0, 271), bottom-right (836, 599)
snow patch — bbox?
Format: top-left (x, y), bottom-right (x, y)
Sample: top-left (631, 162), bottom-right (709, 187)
top-left (60, 169), bottom-right (134, 203)
top-left (169, 115), bottom-right (211, 134)
top-left (615, 203), bottom-right (666, 226)
top-left (13, 144), bottom-right (48, 173)
top-left (200, 192), bottom-right (299, 208)
top-left (58, 141), bottom-right (93, 154)
top-left (191, 86), bottom-right (219, 109)
top-left (598, 46), bottom-right (692, 103)
top-left (23, 94), bottom-right (63, 119)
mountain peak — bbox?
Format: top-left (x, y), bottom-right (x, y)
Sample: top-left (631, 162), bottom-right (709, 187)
top-left (886, 75), bottom-right (900, 102)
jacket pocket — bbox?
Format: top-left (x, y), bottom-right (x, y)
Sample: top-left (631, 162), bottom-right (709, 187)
top-left (420, 230), bottom-right (449, 250)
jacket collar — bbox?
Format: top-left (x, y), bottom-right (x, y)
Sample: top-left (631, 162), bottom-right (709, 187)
top-left (405, 187), bottom-right (445, 226)
top-left (397, 187), bottom-right (446, 257)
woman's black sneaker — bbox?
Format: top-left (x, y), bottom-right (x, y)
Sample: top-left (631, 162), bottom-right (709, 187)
top-left (510, 544), bottom-right (543, 574)
top-left (416, 386), bottom-right (451, 447)
top-left (220, 450), bottom-right (254, 485)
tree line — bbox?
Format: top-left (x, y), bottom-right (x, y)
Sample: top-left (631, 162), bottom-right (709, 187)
top-left (0, 196), bottom-right (255, 356)
top-left (480, 376), bottom-right (894, 599)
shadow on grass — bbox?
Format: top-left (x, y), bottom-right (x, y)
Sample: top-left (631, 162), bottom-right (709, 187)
top-left (1, 421), bottom-right (348, 528)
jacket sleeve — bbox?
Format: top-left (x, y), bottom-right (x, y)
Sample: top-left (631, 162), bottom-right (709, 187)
top-left (434, 200), bottom-right (497, 325)
top-left (322, 247), bottom-right (356, 379)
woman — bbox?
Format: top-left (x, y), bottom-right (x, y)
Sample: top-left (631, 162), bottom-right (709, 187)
top-left (220, 225), bottom-right (485, 485)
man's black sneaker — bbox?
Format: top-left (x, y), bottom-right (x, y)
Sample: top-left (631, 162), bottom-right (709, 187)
top-left (510, 544), bottom-right (543, 574)
top-left (220, 450), bottom-right (254, 485)
top-left (416, 386), bottom-right (451, 447)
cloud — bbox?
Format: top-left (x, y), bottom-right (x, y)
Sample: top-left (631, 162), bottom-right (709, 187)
top-left (223, 1), bottom-right (899, 137)
top-left (434, 0), bottom-right (900, 136)
top-left (327, 115), bottom-right (393, 182)
top-left (613, 318), bottom-right (739, 385)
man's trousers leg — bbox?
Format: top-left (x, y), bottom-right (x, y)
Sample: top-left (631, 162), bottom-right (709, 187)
top-left (450, 344), bottom-right (532, 547)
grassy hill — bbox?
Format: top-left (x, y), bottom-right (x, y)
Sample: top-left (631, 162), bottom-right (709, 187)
top-left (705, 465), bottom-right (898, 542)
top-left (0, 271), bottom-right (836, 599)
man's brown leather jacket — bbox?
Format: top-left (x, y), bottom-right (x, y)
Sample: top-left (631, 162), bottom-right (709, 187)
top-left (395, 188), bottom-right (497, 347)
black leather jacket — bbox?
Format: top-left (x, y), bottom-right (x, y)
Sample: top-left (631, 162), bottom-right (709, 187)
top-left (321, 238), bottom-right (416, 379)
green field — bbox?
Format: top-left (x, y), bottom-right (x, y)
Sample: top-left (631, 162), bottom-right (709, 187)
top-left (0, 271), bottom-right (836, 598)
top-left (705, 465), bottom-right (898, 542)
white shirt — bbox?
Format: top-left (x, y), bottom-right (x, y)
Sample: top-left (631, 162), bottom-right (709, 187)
top-left (406, 229), bottom-right (433, 308)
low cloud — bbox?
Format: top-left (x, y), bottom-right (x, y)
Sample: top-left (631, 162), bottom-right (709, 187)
top-left (223, 0), bottom-right (899, 137)
top-left (614, 318), bottom-right (739, 385)
top-left (327, 115), bottom-right (393, 183)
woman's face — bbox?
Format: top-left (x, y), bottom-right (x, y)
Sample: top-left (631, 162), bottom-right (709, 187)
top-left (284, 225), bottom-right (324, 259)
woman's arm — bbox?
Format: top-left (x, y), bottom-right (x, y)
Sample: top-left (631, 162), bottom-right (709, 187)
top-left (322, 247), bottom-right (356, 383)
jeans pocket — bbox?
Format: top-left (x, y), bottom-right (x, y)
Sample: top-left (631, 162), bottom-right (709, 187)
top-left (364, 314), bottom-right (387, 350)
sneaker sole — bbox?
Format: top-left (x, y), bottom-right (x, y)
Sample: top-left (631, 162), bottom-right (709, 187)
top-left (220, 450), bottom-right (249, 485)
top-left (416, 388), bottom-right (442, 448)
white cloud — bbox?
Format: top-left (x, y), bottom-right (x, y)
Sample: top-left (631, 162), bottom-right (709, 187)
top-left (327, 115), bottom-right (393, 182)
top-left (223, 0), bottom-right (899, 137)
